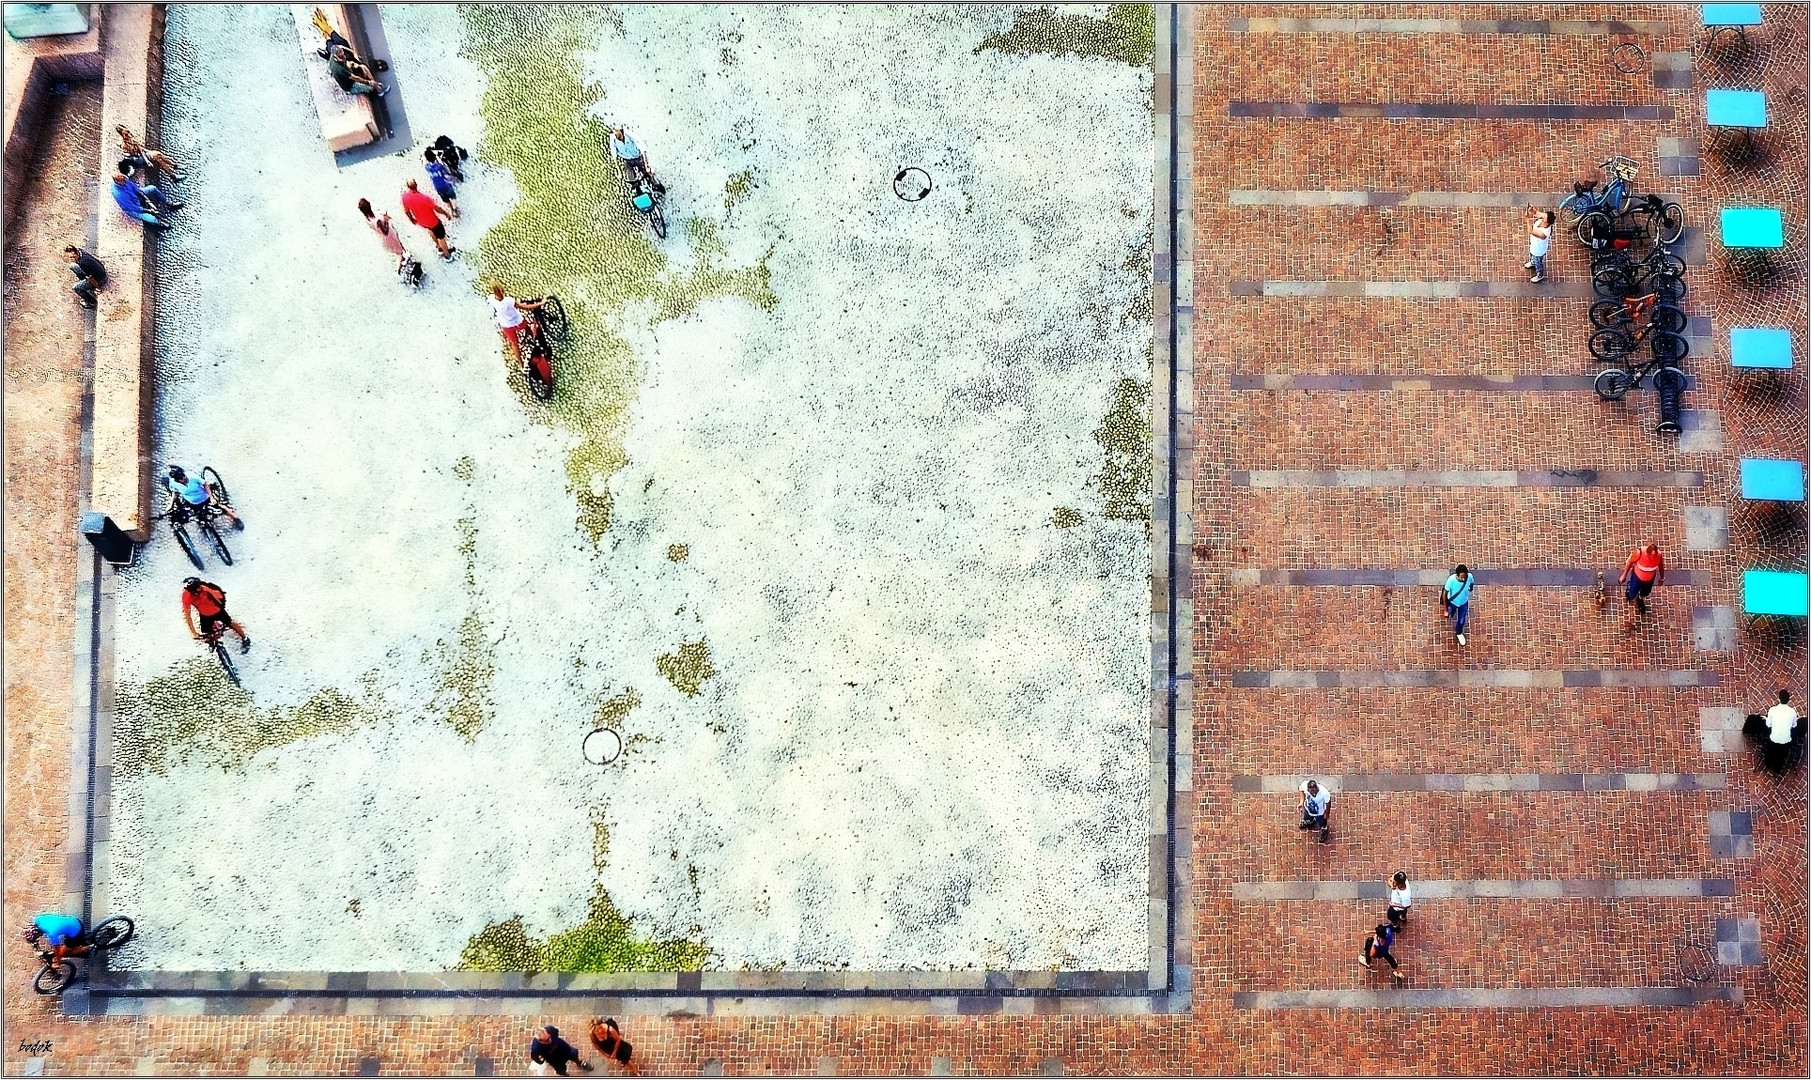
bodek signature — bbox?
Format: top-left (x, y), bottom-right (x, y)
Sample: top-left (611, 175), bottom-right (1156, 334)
top-left (17, 1040), bottom-right (52, 1054)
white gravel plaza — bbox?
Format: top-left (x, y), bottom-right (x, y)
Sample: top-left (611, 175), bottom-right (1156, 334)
top-left (105, 4), bottom-right (1155, 972)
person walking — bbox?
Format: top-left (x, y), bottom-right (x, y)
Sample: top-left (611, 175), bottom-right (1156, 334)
top-left (588, 1018), bottom-right (640, 1076)
top-left (358, 198), bottom-right (409, 271)
top-left (423, 148), bottom-right (460, 217)
top-left (116, 125), bottom-right (185, 181)
top-left (111, 171), bottom-right (180, 227)
top-left (528, 1025), bottom-right (593, 1076)
top-left (1297, 778), bottom-right (1332, 843)
top-left (1619, 542), bottom-right (1664, 615)
top-left (1386, 871), bottom-right (1412, 928)
top-left (1360, 922), bottom-right (1404, 979)
top-left (1442, 564), bottom-right (1473, 646)
top-left (180, 577), bottom-right (250, 653)
top-left (1525, 209), bottom-right (1554, 283)
top-left (62, 245), bottom-right (107, 309)
top-left (400, 178), bottom-right (455, 260)
top-left (328, 44), bottom-right (389, 96)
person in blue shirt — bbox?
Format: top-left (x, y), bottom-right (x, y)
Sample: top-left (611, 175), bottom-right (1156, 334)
top-left (423, 148), bottom-right (460, 218)
top-left (609, 126), bottom-right (663, 192)
top-left (21, 913), bottom-right (85, 966)
top-left (1442, 564), bottom-right (1473, 647)
top-left (164, 465), bottom-right (242, 528)
top-left (111, 170), bottom-right (181, 227)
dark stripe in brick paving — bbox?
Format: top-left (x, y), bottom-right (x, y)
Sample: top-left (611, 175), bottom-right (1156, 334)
top-left (1232, 878), bottom-right (1738, 900)
top-left (1232, 986), bottom-right (1741, 1009)
top-left (1230, 773), bottom-right (1727, 794)
top-left (1224, 17), bottom-right (1672, 35)
top-left (1228, 190), bottom-right (1685, 208)
top-left (1226, 670), bottom-right (1719, 688)
top-left (1229, 568), bottom-right (1707, 586)
top-left (1227, 374), bottom-right (1699, 392)
top-left (1229, 102), bottom-right (1676, 121)
top-left (1231, 469), bottom-right (1704, 488)
top-left (1228, 279), bottom-right (1595, 298)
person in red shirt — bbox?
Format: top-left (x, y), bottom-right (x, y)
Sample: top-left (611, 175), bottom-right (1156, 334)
top-left (181, 577), bottom-right (251, 653)
top-left (400, 178), bottom-right (455, 261)
top-left (1619, 541), bottom-right (1665, 614)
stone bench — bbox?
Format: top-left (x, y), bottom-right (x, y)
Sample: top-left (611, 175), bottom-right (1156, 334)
top-left (289, 4), bottom-right (376, 152)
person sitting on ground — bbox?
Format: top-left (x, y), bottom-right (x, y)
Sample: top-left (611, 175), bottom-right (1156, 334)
top-left (528, 1025), bottom-right (592, 1076)
top-left (609, 126), bottom-right (663, 191)
top-left (588, 1018), bottom-right (639, 1076)
top-left (181, 577), bottom-right (251, 653)
top-left (1745, 689), bottom-right (1804, 773)
top-left (328, 44), bottom-right (388, 97)
top-left (1386, 871), bottom-right (1412, 928)
top-left (432, 134), bottom-right (468, 181)
top-left (488, 283), bottom-right (543, 368)
top-left (423, 148), bottom-right (460, 217)
top-left (165, 465), bottom-right (242, 528)
top-left (1297, 778), bottom-right (1332, 843)
top-left (116, 125), bottom-right (185, 181)
top-left (19, 913), bottom-right (85, 967)
top-left (62, 244), bottom-right (107, 310)
top-left (111, 171), bottom-right (180, 227)
top-left (1360, 922), bottom-right (1404, 979)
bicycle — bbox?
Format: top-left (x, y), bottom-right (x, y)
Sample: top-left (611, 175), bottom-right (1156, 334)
top-left (201, 626), bottom-right (242, 687)
top-left (162, 466), bottom-right (240, 571)
top-left (29, 916), bottom-right (134, 995)
top-left (623, 164), bottom-right (667, 240)
top-left (1592, 248), bottom-right (1687, 303)
top-left (1558, 156), bottom-right (1641, 225)
top-left (1593, 350), bottom-right (1688, 402)
top-left (1589, 291), bottom-right (1688, 335)
top-left (1589, 312), bottom-right (1688, 365)
top-left (1579, 192), bottom-right (1685, 248)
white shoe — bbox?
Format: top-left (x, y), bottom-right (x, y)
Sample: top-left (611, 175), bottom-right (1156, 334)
top-left (1530, 275), bottom-right (1545, 283)
top-left (1457, 633), bottom-right (1467, 646)
top-left (1523, 261), bottom-right (1535, 269)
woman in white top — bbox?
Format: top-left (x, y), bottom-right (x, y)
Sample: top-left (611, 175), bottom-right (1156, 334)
top-left (1386, 871), bottom-right (1412, 927)
top-left (489, 283), bottom-right (543, 367)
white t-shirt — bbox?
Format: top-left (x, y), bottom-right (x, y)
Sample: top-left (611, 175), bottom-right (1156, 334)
top-left (1389, 884), bottom-right (1412, 909)
top-left (1299, 780), bottom-right (1329, 815)
top-left (491, 296), bottom-right (524, 329)
top-left (1529, 222), bottom-right (1552, 257)
top-left (610, 133), bottom-right (641, 161)
top-left (1766, 703), bottom-right (1799, 744)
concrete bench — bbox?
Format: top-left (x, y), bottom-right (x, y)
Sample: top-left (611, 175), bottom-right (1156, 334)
top-left (1740, 459), bottom-right (1805, 503)
top-left (289, 4), bottom-right (376, 152)
top-left (1730, 327), bottom-right (1793, 369)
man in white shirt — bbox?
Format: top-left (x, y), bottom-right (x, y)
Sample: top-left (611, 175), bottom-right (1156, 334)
top-left (1297, 779), bottom-right (1332, 843)
top-left (1526, 209), bottom-right (1553, 283)
top-left (1745, 689), bottom-right (1804, 773)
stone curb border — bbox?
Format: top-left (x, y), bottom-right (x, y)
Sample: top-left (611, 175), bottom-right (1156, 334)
top-left (66, 4), bottom-right (1195, 1019)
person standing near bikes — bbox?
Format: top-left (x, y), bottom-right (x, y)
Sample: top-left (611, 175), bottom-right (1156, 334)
top-left (165, 465), bottom-right (242, 528)
top-left (182, 577), bottom-right (251, 654)
top-left (489, 283), bottom-right (543, 368)
top-left (1525, 209), bottom-right (1553, 283)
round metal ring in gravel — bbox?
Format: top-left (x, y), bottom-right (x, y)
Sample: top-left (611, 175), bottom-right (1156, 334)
top-left (893, 167), bottom-right (932, 202)
top-left (583, 727), bottom-right (624, 766)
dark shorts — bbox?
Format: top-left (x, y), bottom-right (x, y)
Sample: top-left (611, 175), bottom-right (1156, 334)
top-left (432, 182), bottom-right (457, 202)
top-left (198, 610), bottom-right (231, 636)
top-left (428, 222), bottom-right (447, 240)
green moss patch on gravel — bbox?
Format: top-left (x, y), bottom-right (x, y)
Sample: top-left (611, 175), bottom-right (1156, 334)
top-left (1093, 376), bottom-right (1151, 530)
top-left (976, 4), bottom-right (1155, 68)
top-left (655, 639), bottom-right (716, 697)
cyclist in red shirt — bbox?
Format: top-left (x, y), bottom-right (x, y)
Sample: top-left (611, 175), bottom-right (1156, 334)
top-left (400, 178), bottom-right (455, 261)
top-left (1619, 541), bottom-right (1665, 614)
top-left (181, 577), bottom-right (251, 653)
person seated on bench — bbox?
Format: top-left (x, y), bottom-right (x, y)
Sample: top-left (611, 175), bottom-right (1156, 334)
top-left (1744, 689), bottom-right (1805, 773)
top-left (116, 125), bottom-right (185, 182)
top-left (328, 45), bottom-right (389, 97)
top-left (111, 171), bottom-right (181, 226)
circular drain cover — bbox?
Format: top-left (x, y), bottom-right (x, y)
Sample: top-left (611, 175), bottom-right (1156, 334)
top-left (583, 727), bottom-right (623, 766)
top-left (893, 167), bottom-right (932, 202)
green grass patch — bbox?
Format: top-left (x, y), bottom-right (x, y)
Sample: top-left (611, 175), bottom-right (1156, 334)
top-left (655, 639), bottom-right (716, 697)
top-left (1093, 377), bottom-right (1151, 530)
top-left (976, 3), bottom-right (1155, 67)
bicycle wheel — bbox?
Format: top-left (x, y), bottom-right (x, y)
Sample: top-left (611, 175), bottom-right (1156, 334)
top-left (1650, 274), bottom-right (1688, 303)
top-left (212, 639), bottom-right (241, 687)
top-left (1654, 202), bottom-right (1685, 245)
top-left (1652, 304), bottom-right (1688, 335)
top-left (1650, 331), bottom-right (1689, 363)
top-left (1593, 368), bottom-right (1635, 401)
top-left (89, 916), bottom-right (135, 950)
top-left (201, 520), bottom-right (234, 567)
top-left (1589, 328), bottom-right (1635, 361)
top-left (202, 466), bottom-right (232, 507)
top-left (1647, 251), bottom-right (1687, 278)
top-left (34, 960), bottom-right (76, 995)
top-left (172, 523), bottom-right (205, 571)
top-left (1577, 211), bottom-right (1613, 248)
top-left (1593, 266), bottom-right (1634, 298)
top-left (1558, 192), bottom-right (1586, 225)
top-left (540, 295), bottom-right (568, 340)
top-left (1590, 300), bottom-right (1628, 329)
top-left (649, 205), bottom-right (667, 240)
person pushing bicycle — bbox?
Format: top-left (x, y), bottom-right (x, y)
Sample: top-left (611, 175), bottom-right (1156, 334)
top-left (20, 913), bottom-right (86, 967)
top-left (182, 577), bottom-right (251, 654)
top-left (165, 464), bottom-right (241, 528)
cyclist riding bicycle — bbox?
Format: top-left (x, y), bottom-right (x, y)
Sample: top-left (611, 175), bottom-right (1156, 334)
top-left (165, 465), bottom-right (241, 528)
top-left (182, 576), bottom-right (252, 654)
top-left (610, 126), bottom-right (664, 192)
top-left (20, 913), bottom-right (85, 966)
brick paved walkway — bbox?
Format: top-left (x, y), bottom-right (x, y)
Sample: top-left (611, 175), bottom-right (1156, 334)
top-left (3, 5), bottom-right (1806, 1074)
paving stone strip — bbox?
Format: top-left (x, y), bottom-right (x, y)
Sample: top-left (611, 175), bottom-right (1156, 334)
top-left (1227, 190), bottom-right (1685, 207)
top-left (1230, 773), bottom-right (1727, 794)
top-left (1227, 670), bottom-right (1719, 688)
top-left (1227, 374), bottom-right (1690, 391)
top-left (1230, 469), bottom-right (1705, 488)
top-left (1226, 567), bottom-right (1707, 586)
top-left (1223, 17), bottom-right (1673, 36)
top-left (1228, 102), bottom-right (1676, 121)
top-left (1231, 878), bottom-right (1738, 900)
top-left (1231, 986), bottom-right (1743, 1009)
top-left (1229, 279), bottom-right (1597, 298)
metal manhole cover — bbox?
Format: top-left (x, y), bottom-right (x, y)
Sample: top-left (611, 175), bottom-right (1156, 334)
top-left (583, 727), bottom-right (623, 766)
top-left (893, 167), bottom-right (931, 202)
